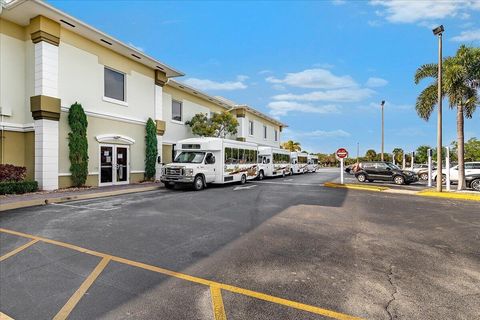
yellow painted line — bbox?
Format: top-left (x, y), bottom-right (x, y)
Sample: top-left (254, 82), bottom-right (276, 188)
top-left (0, 228), bottom-right (363, 320)
top-left (210, 286), bottom-right (227, 320)
top-left (0, 239), bottom-right (39, 262)
top-left (324, 182), bottom-right (388, 192)
top-left (0, 311), bottom-right (14, 320)
top-left (416, 190), bottom-right (480, 202)
top-left (53, 256), bottom-right (111, 320)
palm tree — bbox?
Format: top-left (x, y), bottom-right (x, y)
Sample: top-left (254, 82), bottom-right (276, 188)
top-left (414, 45), bottom-right (479, 190)
top-left (365, 149), bottom-right (377, 161)
top-left (392, 148), bottom-right (404, 164)
top-left (281, 140), bottom-right (301, 152)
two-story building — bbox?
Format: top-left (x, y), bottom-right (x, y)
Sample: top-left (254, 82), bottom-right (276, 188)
top-left (0, 0), bottom-right (287, 190)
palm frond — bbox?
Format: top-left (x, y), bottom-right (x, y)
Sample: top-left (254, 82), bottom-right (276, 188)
top-left (415, 83), bottom-right (438, 121)
top-left (414, 63), bottom-right (438, 84)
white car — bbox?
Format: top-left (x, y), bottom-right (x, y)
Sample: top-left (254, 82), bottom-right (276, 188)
top-left (433, 162), bottom-right (480, 183)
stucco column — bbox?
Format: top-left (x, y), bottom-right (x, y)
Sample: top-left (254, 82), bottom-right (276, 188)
top-left (154, 70), bottom-right (167, 180)
top-left (29, 16), bottom-right (61, 190)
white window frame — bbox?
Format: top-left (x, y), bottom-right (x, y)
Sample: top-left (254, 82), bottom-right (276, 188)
top-left (249, 121), bottom-right (254, 136)
top-left (263, 125), bottom-right (267, 140)
top-left (274, 129), bottom-right (278, 141)
top-left (171, 99), bottom-right (183, 124)
top-left (103, 66), bottom-right (128, 106)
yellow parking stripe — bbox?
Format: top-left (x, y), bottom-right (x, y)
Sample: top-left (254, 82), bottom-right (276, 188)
top-left (0, 312), bottom-right (15, 320)
top-left (210, 286), bottom-right (227, 320)
top-left (0, 239), bottom-right (39, 262)
top-left (0, 228), bottom-right (363, 320)
top-left (53, 256), bottom-right (110, 320)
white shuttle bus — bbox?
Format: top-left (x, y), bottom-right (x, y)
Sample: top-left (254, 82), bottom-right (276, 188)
top-left (290, 152), bottom-right (308, 174)
top-left (161, 137), bottom-right (258, 191)
top-left (306, 154), bottom-right (319, 173)
top-left (257, 147), bottom-right (291, 179)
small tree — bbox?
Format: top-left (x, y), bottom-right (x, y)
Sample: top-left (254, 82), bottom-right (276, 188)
top-left (145, 118), bottom-right (158, 180)
top-left (185, 111), bottom-right (238, 138)
top-left (68, 103), bottom-right (88, 187)
top-left (281, 140), bottom-right (301, 152)
top-left (213, 112), bottom-right (238, 138)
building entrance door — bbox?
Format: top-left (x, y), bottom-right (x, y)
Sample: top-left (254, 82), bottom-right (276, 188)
top-left (100, 144), bottom-right (129, 186)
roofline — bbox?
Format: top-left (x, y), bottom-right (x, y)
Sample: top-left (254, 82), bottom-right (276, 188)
top-left (3, 0), bottom-right (184, 77)
top-left (232, 104), bottom-right (288, 128)
top-left (166, 80), bottom-right (233, 110)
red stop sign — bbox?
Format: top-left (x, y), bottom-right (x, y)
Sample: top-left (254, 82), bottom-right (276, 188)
top-left (336, 148), bottom-right (348, 159)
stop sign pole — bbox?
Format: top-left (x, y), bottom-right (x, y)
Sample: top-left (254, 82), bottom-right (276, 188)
top-left (336, 148), bottom-right (348, 184)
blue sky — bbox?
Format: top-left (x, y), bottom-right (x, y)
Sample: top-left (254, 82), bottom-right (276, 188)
top-left (49, 0), bottom-right (480, 156)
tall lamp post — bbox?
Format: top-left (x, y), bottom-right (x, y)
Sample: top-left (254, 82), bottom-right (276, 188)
top-left (380, 100), bottom-right (385, 161)
top-left (433, 25), bottom-right (444, 192)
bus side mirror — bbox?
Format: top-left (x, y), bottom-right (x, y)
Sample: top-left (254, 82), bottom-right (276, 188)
top-left (157, 155), bottom-right (162, 164)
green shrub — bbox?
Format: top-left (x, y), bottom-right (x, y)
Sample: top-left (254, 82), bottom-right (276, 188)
top-left (0, 181), bottom-right (38, 195)
top-left (68, 102), bottom-right (89, 187)
top-left (145, 118), bottom-right (158, 180)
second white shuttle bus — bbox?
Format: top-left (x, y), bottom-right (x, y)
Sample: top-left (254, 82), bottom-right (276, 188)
top-left (161, 137), bottom-right (258, 190)
top-left (257, 147), bottom-right (291, 179)
top-left (290, 152), bottom-right (308, 174)
top-left (307, 154), bottom-right (319, 173)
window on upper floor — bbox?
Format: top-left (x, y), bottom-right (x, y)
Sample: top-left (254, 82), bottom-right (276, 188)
top-left (263, 125), bottom-right (267, 139)
top-left (249, 121), bottom-right (254, 136)
top-left (104, 67), bottom-right (125, 102)
top-left (172, 100), bottom-right (182, 122)
top-left (274, 129), bottom-right (278, 141)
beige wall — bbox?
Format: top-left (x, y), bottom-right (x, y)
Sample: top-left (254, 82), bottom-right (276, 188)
top-left (58, 29), bottom-right (155, 122)
top-left (0, 18), bottom-right (34, 125)
top-left (162, 85), bottom-right (229, 144)
top-left (0, 130), bottom-right (35, 180)
top-left (59, 111), bottom-right (146, 177)
top-left (241, 111), bottom-right (281, 147)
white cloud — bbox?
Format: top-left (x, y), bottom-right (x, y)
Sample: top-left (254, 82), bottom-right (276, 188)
top-left (366, 77), bottom-right (388, 88)
top-left (451, 29), bottom-right (480, 42)
top-left (370, 0), bottom-right (480, 24)
top-left (272, 88), bottom-right (375, 102)
top-left (332, 0), bottom-right (346, 5)
top-left (266, 68), bottom-right (357, 89)
top-left (258, 70), bottom-right (272, 75)
top-left (183, 75), bottom-right (248, 91)
top-left (312, 63), bottom-right (335, 69)
top-left (283, 128), bottom-right (350, 140)
top-left (357, 102), bottom-right (412, 112)
top-left (267, 101), bottom-right (340, 117)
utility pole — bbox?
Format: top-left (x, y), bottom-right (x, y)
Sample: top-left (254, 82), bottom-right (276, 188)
top-left (381, 101), bottom-right (385, 161)
top-left (433, 25), bottom-right (444, 192)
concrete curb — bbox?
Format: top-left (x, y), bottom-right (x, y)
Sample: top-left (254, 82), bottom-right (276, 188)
top-left (324, 182), bottom-right (480, 202)
top-left (0, 185), bottom-right (162, 212)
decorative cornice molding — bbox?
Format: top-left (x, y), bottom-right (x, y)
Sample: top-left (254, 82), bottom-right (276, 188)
top-left (96, 134), bottom-right (135, 145)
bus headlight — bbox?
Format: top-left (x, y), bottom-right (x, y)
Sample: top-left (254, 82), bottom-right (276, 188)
top-left (184, 168), bottom-right (194, 176)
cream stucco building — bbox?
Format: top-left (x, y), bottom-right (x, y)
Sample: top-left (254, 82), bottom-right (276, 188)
top-left (0, 0), bottom-right (287, 190)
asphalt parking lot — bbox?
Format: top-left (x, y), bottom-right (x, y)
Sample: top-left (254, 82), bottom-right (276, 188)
top-left (1, 170), bottom-right (479, 320)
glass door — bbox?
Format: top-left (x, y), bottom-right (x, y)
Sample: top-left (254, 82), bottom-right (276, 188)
top-left (100, 146), bottom-right (114, 184)
top-left (116, 146), bottom-right (128, 184)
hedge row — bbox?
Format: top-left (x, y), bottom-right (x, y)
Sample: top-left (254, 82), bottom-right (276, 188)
top-left (0, 181), bottom-right (38, 195)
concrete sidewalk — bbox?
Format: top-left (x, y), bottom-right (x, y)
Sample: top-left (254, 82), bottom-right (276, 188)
top-left (0, 182), bottom-right (163, 212)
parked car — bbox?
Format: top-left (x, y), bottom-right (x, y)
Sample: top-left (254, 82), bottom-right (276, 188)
top-left (466, 174), bottom-right (480, 191)
top-left (412, 164), bottom-right (429, 174)
top-left (433, 162), bottom-right (480, 183)
top-left (355, 162), bottom-right (418, 185)
top-left (417, 165), bottom-right (437, 181)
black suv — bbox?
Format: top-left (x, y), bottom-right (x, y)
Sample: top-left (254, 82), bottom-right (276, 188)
top-left (355, 162), bottom-right (418, 185)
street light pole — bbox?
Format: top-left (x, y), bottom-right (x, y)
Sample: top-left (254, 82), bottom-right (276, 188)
top-left (433, 25), bottom-right (444, 192)
top-left (381, 100), bottom-right (385, 162)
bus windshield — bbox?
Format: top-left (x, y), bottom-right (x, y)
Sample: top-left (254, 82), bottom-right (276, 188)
top-left (174, 152), bottom-right (205, 164)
